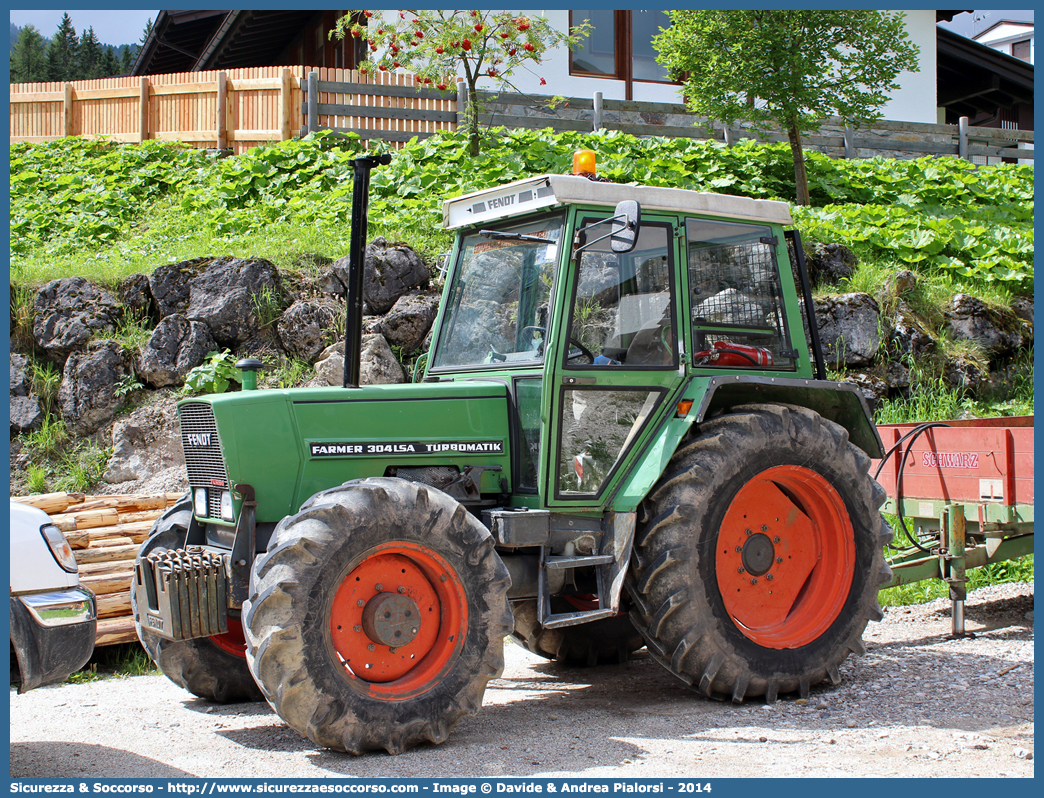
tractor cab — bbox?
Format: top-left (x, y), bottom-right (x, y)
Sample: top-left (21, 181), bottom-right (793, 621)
top-left (426, 157), bottom-right (815, 509)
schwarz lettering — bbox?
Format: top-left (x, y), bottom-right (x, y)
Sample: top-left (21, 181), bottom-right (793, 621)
top-left (921, 451), bottom-right (979, 469)
top-left (310, 441), bottom-right (504, 457)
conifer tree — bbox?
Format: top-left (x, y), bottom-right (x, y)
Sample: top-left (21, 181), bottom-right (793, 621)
top-left (10, 25), bottom-right (49, 83)
top-left (46, 13), bottom-right (80, 81)
top-left (79, 26), bottom-right (105, 79)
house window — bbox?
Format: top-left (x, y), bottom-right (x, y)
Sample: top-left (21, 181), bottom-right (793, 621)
top-left (1012, 39), bottom-right (1031, 61)
top-left (571, 9), bottom-right (618, 76)
top-left (569, 11), bottom-right (672, 83)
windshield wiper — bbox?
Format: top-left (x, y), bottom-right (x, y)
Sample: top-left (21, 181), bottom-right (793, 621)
top-left (479, 230), bottom-right (551, 244)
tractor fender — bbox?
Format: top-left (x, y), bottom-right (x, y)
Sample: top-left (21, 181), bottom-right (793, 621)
top-left (609, 375), bottom-right (882, 515)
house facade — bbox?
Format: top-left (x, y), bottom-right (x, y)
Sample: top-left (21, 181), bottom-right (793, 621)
top-left (133, 10), bottom-right (1030, 131)
top-left (974, 19), bottom-right (1034, 63)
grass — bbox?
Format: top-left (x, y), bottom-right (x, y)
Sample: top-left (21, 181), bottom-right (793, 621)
top-left (880, 555), bottom-right (1034, 607)
top-left (95, 309), bottom-right (154, 355)
top-left (10, 198), bottom-right (446, 288)
top-left (66, 643), bottom-right (158, 684)
top-left (15, 417), bottom-right (112, 495)
top-left (873, 346), bottom-right (1034, 424)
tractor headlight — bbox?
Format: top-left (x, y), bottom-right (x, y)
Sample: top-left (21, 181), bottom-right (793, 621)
top-left (220, 491), bottom-right (235, 522)
top-left (194, 488), bottom-right (208, 518)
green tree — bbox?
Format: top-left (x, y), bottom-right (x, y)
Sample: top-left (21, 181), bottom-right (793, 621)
top-left (119, 44), bottom-right (137, 74)
top-left (79, 26), bottom-right (105, 79)
top-left (100, 45), bottom-right (120, 77)
top-left (335, 10), bottom-right (587, 156)
top-left (654, 10), bottom-right (920, 205)
top-left (10, 25), bottom-right (49, 83)
top-left (140, 17), bottom-right (154, 46)
top-left (46, 12), bottom-right (79, 81)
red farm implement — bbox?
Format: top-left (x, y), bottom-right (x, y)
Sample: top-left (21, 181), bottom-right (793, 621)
top-left (872, 416), bottom-right (1034, 636)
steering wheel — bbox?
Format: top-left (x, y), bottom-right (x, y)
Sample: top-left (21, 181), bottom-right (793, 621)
top-left (521, 326), bottom-right (595, 362)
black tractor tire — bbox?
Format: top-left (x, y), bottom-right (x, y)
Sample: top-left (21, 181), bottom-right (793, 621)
top-left (132, 497), bottom-right (264, 704)
top-left (243, 477), bottom-right (513, 754)
top-left (626, 404), bottom-right (892, 703)
top-left (511, 599), bottom-right (645, 666)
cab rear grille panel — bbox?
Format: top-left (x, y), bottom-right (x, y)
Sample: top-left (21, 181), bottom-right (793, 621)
top-left (179, 403), bottom-right (231, 512)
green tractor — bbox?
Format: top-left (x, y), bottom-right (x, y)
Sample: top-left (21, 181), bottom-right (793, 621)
top-left (132, 152), bottom-right (890, 754)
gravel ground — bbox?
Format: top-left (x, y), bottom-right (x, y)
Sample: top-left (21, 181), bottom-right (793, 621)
top-left (10, 583), bottom-right (1033, 779)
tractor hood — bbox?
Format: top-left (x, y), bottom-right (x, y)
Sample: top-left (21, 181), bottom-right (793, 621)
top-left (177, 381), bottom-right (512, 525)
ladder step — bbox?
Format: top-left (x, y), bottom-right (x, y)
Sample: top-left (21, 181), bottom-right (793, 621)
top-left (542, 608), bottom-right (617, 629)
top-left (545, 554), bottom-right (614, 570)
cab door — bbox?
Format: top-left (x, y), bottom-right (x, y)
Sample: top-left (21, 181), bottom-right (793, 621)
top-left (544, 212), bottom-right (686, 506)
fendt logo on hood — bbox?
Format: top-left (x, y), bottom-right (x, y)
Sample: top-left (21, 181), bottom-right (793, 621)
top-left (185, 433), bottom-right (213, 447)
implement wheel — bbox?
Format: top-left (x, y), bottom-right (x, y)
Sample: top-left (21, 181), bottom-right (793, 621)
top-left (512, 597), bottom-right (644, 666)
top-left (243, 477), bottom-right (512, 754)
top-left (132, 498), bottom-right (264, 704)
top-left (626, 404), bottom-right (891, 702)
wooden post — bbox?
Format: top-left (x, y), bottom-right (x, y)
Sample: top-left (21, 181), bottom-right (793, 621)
top-left (63, 84), bottom-right (74, 137)
top-left (456, 77), bottom-right (467, 131)
top-left (723, 125), bottom-right (734, 147)
top-left (138, 76), bottom-right (149, 142)
top-left (307, 70), bottom-right (319, 134)
top-left (216, 71), bottom-right (228, 150)
top-left (843, 125), bottom-right (855, 159)
top-left (958, 116), bottom-right (969, 161)
top-left (279, 67), bottom-right (293, 141)
top-left (593, 91), bottom-right (603, 132)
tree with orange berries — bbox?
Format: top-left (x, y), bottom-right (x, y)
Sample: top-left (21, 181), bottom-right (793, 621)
top-left (335, 10), bottom-right (588, 155)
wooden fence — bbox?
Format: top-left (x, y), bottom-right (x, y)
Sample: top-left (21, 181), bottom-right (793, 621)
top-left (12, 66), bottom-right (1034, 163)
top-left (11, 66), bottom-right (304, 154)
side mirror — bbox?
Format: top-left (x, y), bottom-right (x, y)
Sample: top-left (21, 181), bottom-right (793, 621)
top-left (610, 200), bottom-right (641, 253)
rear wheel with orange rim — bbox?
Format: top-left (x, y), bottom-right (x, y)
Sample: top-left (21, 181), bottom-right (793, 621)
top-left (243, 478), bottom-right (512, 754)
top-left (626, 404), bottom-right (892, 703)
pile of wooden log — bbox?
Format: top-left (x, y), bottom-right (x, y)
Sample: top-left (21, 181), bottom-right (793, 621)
top-left (11, 492), bottom-right (182, 647)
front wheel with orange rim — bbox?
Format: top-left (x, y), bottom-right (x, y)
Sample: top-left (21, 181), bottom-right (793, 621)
top-left (626, 404), bottom-right (892, 704)
top-left (243, 478), bottom-right (512, 754)
top-left (132, 498), bottom-right (264, 703)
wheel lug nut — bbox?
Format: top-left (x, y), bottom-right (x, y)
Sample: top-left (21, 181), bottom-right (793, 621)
top-left (761, 525), bottom-right (768, 532)
top-left (766, 574), bottom-right (774, 581)
top-left (745, 528), bottom-right (753, 537)
top-left (738, 567), bottom-right (745, 574)
top-left (357, 599), bottom-right (365, 607)
top-left (750, 578), bottom-right (758, 585)
top-left (735, 546), bottom-right (743, 553)
top-left (773, 536), bottom-right (781, 543)
top-left (375, 583), bottom-right (383, 591)
top-left (353, 624), bottom-right (362, 632)
top-left (776, 556), bottom-right (783, 563)
top-left (389, 647), bottom-right (398, 653)
top-left (367, 644), bottom-right (375, 651)
top-left (398, 586), bottom-right (406, 594)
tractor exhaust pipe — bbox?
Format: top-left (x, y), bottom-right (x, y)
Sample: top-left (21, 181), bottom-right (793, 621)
top-left (343, 153), bottom-right (392, 388)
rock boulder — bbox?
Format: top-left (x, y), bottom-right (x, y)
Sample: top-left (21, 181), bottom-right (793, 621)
top-left (57, 340), bottom-right (132, 435)
top-left (33, 277), bottom-right (122, 362)
top-left (185, 257), bottom-right (284, 347)
top-left (813, 293), bottom-right (882, 367)
top-left (136, 314), bottom-right (219, 387)
top-left (277, 299), bottom-right (343, 362)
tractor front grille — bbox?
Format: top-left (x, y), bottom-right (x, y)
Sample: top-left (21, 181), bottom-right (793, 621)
top-left (179, 402), bottom-right (231, 518)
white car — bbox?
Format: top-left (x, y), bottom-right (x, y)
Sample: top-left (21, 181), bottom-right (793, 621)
top-left (9, 500), bottom-right (97, 692)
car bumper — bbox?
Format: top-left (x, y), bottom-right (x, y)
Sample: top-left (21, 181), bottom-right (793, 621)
top-left (10, 588), bottom-right (97, 693)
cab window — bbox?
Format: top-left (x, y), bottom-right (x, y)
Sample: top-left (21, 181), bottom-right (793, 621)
top-left (686, 219), bottom-right (795, 370)
top-left (566, 221), bottom-right (677, 368)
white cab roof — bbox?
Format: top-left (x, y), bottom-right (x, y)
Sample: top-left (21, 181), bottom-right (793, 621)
top-left (443, 174), bottom-right (792, 229)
